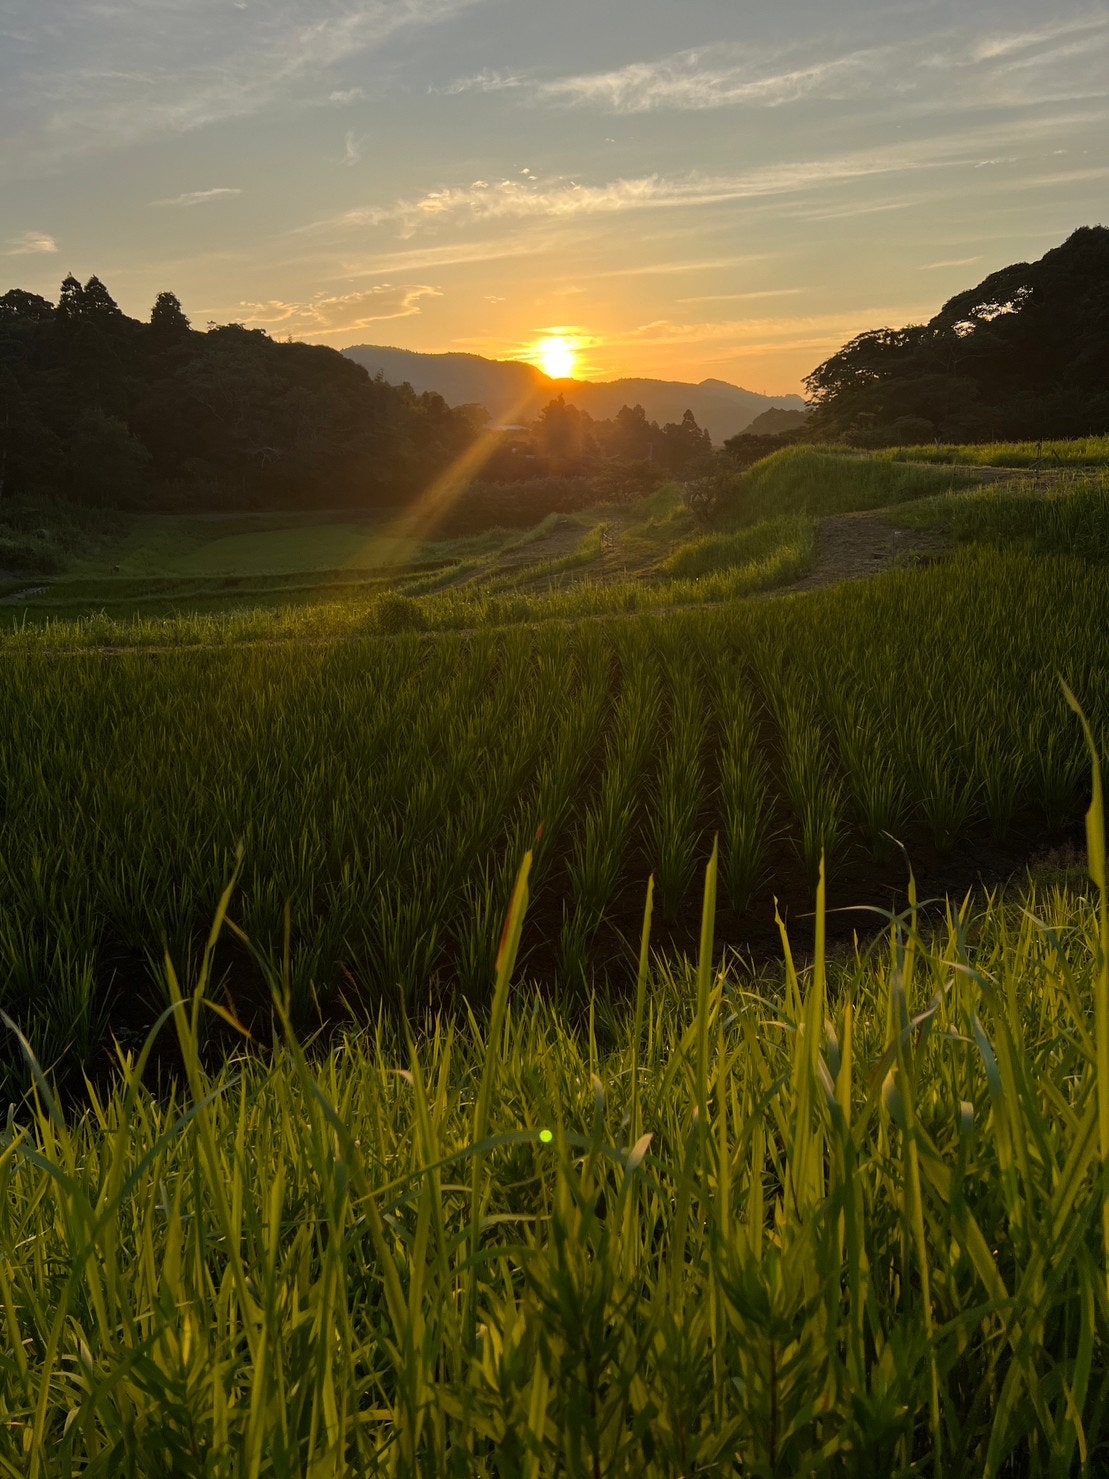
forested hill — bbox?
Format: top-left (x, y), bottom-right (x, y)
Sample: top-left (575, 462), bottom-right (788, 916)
top-left (0, 278), bottom-right (475, 509)
top-left (342, 344), bottom-right (806, 441)
top-left (806, 226), bottom-right (1109, 445)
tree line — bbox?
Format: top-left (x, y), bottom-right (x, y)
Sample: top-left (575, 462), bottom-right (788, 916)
top-left (803, 226), bottom-right (1109, 446)
top-left (0, 277), bottom-right (478, 510)
top-left (0, 277), bottom-right (719, 515)
top-left (479, 397), bottom-right (714, 490)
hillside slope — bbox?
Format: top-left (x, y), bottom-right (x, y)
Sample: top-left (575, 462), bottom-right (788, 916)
top-left (342, 343), bottom-right (806, 441)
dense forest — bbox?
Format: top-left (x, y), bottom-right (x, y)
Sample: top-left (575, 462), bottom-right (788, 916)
top-left (805, 226), bottom-right (1109, 445)
top-left (0, 278), bottom-right (478, 510)
top-left (0, 276), bottom-right (716, 515)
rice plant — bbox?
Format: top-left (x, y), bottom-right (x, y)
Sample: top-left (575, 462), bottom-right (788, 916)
top-left (713, 678), bottom-right (774, 912)
top-left (766, 672), bottom-right (845, 880)
top-left (4, 751), bottom-right (1109, 1472)
top-left (645, 655), bottom-right (706, 920)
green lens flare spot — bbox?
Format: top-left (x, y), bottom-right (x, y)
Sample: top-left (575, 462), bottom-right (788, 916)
top-left (539, 1129), bottom-right (553, 1144)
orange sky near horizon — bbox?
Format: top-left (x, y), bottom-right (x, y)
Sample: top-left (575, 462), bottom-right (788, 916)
top-left (4, 2), bottom-right (1108, 396)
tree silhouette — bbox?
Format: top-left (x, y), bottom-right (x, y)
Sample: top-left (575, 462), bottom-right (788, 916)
top-left (56, 275), bottom-right (85, 322)
top-left (149, 291), bottom-right (190, 343)
top-left (81, 276), bottom-right (123, 320)
top-left (805, 227), bottom-right (1109, 444)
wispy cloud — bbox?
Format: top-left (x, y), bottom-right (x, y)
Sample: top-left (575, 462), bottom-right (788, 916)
top-left (920, 255), bottom-right (983, 270)
top-left (536, 46), bottom-right (886, 113)
top-left (676, 288), bottom-right (807, 304)
top-left (1, 0), bottom-right (496, 180)
top-left (154, 187), bottom-right (241, 208)
top-left (969, 14), bottom-right (1109, 63)
top-left (592, 255), bottom-right (771, 279)
top-left (328, 87), bottom-right (365, 107)
top-left (433, 68), bottom-right (527, 96)
top-left (238, 284), bottom-right (441, 337)
top-left (317, 232), bottom-right (575, 276)
top-left (307, 97), bottom-right (1109, 242)
top-left (343, 132), bottom-right (361, 167)
top-left (438, 15), bottom-right (1109, 121)
top-left (5, 230), bottom-right (57, 255)
top-left (316, 161), bottom-right (910, 235)
top-left (315, 136), bottom-right (1004, 237)
top-left (606, 304), bottom-right (938, 355)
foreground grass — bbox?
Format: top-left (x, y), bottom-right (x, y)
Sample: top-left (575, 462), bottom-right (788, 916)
top-left (4, 828), bottom-right (1109, 1474)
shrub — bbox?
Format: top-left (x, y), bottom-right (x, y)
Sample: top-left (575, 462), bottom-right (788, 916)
top-left (372, 591), bottom-right (426, 634)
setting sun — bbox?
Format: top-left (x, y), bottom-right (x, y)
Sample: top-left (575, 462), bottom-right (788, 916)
top-left (537, 336), bottom-right (578, 380)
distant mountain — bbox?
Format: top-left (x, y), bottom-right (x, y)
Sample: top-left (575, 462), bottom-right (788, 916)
top-left (342, 344), bottom-right (807, 443)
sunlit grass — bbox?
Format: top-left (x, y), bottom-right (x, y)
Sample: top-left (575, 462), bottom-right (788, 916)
top-left (730, 446), bottom-right (980, 523)
top-left (887, 474), bottom-right (1109, 561)
top-left (876, 435), bottom-right (1109, 468)
top-left (4, 794), bottom-right (1109, 1471)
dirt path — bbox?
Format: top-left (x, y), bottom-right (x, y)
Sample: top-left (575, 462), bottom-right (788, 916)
top-left (770, 512), bottom-right (947, 596)
top-left (769, 458), bottom-right (1097, 597)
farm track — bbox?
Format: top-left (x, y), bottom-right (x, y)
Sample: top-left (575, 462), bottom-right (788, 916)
top-left (765, 512), bottom-right (946, 595)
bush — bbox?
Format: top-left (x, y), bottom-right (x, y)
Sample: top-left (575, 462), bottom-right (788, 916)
top-left (372, 591), bottom-right (426, 634)
top-left (683, 468), bottom-right (743, 526)
top-left (661, 515), bottom-right (813, 578)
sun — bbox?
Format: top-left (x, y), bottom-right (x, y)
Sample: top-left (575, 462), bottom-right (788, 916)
top-left (536, 336), bottom-right (578, 380)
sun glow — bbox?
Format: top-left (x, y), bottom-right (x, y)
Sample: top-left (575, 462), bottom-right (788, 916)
top-left (536, 336), bottom-right (578, 380)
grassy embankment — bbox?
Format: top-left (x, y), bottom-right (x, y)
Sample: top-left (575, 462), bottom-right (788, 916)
top-left (887, 473), bottom-right (1109, 560)
top-left (726, 446), bottom-right (980, 523)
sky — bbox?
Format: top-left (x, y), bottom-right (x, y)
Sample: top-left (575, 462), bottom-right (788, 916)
top-left (2, 0), bottom-right (1108, 395)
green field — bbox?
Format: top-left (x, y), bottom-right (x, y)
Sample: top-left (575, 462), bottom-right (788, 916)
top-left (7, 443), bottom-right (1109, 1473)
top-left (878, 434), bottom-right (1109, 468)
top-left (0, 485), bottom-right (816, 635)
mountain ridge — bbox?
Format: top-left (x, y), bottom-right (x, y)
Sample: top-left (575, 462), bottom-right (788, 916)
top-left (341, 343), bottom-right (806, 442)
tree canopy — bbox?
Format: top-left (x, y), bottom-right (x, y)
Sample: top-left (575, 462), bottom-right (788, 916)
top-left (804, 227), bottom-right (1109, 445)
top-left (0, 277), bottom-right (477, 509)
top-left (0, 274), bottom-right (718, 514)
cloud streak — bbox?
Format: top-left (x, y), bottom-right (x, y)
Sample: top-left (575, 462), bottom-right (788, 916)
top-left (676, 288), bottom-right (807, 304)
top-left (154, 187), bottom-right (241, 208)
top-left (920, 255), bottom-right (983, 270)
top-left (1, 0), bottom-right (496, 180)
top-left (536, 46), bottom-right (885, 113)
top-left (238, 283), bottom-right (442, 337)
top-left (317, 156), bottom-right (935, 235)
top-left (5, 230), bottom-right (57, 255)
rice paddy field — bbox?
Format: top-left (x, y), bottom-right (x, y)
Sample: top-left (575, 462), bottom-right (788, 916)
top-left (879, 435), bottom-right (1109, 468)
top-left (5, 444), bottom-right (1109, 1474)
